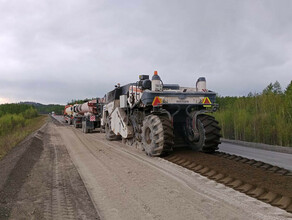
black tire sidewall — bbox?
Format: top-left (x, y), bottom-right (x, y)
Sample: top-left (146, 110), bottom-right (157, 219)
top-left (141, 116), bottom-right (157, 155)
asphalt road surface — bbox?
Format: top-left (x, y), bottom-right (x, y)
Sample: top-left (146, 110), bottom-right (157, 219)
top-left (219, 143), bottom-right (292, 171)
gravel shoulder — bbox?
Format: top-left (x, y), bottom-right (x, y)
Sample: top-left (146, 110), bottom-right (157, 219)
top-left (0, 119), bottom-right (99, 220)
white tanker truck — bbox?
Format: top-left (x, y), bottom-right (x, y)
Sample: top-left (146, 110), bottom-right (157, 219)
top-left (64, 99), bottom-right (104, 133)
top-left (64, 105), bottom-right (73, 124)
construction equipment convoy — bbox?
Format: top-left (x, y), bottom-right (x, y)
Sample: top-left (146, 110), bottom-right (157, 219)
top-left (64, 99), bottom-right (104, 133)
top-left (63, 71), bottom-right (221, 156)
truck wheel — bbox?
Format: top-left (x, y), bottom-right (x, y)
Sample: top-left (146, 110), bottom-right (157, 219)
top-left (74, 119), bottom-right (78, 128)
top-left (105, 116), bottom-right (119, 141)
top-left (82, 121), bottom-right (88, 133)
top-left (141, 115), bottom-right (174, 156)
top-left (185, 114), bottom-right (221, 153)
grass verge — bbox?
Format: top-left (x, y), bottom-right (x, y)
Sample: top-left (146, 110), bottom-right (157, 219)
top-left (0, 115), bottom-right (47, 160)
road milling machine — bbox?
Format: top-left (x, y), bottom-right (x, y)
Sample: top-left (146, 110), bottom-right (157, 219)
top-left (101, 71), bottom-right (221, 156)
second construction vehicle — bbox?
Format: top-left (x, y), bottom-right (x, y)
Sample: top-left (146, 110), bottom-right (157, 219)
top-left (102, 71), bottom-right (221, 156)
top-left (64, 99), bottom-right (104, 133)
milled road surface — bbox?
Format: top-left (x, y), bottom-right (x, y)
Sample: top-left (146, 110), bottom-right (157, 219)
top-left (55, 117), bottom-right (290, 219)
top-left (219, 143), bottom-right (292, 171)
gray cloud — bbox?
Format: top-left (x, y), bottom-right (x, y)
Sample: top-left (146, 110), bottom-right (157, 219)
top-left (0, 0), bottom-right (291, 104)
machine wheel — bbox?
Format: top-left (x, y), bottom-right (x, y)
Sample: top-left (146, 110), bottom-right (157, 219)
top-left (74, 119), bottom-right (80, 128)
top-left (141, 115), bottom-right (174, 156)
top-left (105, 116), bottom-right (119, 141)
top-left (82, 121), bottom-right (88, 133)
top-left (185, 114), bottom-right (221, 153)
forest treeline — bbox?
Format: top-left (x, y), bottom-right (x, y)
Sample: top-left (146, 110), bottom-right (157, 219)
top-left (19, 102), bottom-right (64, 115)
top-left (215, 81), bottom-right (292, 147)
top-left (67, 98), bottom-right (96, 105)
top-left (0, 104), bottom-right (38, 136)
top-left (35, 104), bottom-right (64, 115)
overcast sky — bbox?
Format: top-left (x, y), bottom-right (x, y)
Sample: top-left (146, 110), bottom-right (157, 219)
top-left (0, 0), bottom-right (291, 104)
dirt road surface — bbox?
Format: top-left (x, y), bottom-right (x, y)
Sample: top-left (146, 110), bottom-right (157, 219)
top-left (1, 118), bottom-right (291, 219)
top-left (0, 120), bottom-right (98, 220)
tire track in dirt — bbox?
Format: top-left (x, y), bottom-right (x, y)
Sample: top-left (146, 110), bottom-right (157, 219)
top-left (42, 122), bottom-right (99, 220)
top-left (43, 143), bottom-right (76, 220)
top-left (0, 119), bottom-right (99, 220)
top-left (0, 132), bottom-right (44, 219)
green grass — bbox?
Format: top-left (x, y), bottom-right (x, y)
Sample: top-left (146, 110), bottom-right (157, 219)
top-left (0, 115), bottom-right (47, 160)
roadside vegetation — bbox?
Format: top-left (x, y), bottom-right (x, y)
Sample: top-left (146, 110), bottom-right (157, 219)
top-left (19, 102), bottom-right (64, 115)
top-left (0, 104), bottom-right (47, 159)
top-left (35, 104), bottom-right (64, 115)
top-left (67, 98), bottom-right (95, 105)
top-left (215, 81), bottom-right (292, 147)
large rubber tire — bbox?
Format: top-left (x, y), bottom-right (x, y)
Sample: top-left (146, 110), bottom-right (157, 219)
top-left (185, 114), bottom-right (221, 153)
top-left (105, 116), bottom-right (119, 141)
top-left (141, 115), bottom-right (174, 156)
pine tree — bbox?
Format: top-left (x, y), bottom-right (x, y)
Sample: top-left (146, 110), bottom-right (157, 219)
top-left (263, 83), bottom-right (273, 94)
top-left (273, 81), bottom-right (282, 94)
top-left (285, 80), bottom-right (292, 121)
top-left (285, 80), bottom-right (292, 96)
